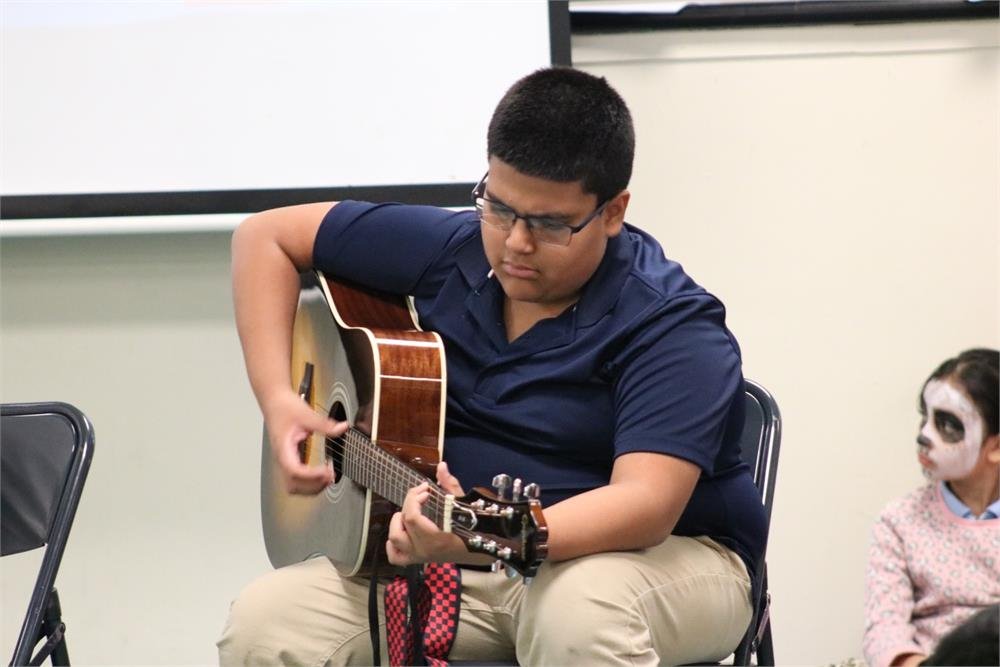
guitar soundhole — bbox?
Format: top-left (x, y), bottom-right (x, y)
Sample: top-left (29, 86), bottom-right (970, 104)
top-left (327, 401), bottom-right (348, 479)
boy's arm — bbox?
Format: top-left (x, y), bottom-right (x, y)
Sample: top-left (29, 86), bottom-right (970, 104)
top-left (390, 452), bottom-right (699, 565)
top-left (231, 202), bottom-right (347, 495)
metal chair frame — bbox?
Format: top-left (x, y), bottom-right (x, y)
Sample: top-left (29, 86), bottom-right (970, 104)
top-left (1, 402), bottom-right (94, 667)
top-left (731, 379), bottom-right (781, 666)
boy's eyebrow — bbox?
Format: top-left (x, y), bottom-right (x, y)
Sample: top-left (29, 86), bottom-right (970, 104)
top-left (483, 187), bottom-right (575, 221)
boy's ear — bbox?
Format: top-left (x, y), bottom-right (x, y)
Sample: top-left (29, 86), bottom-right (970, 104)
top-left (603, 190), bottom-right (629, 238)
top-left (985, 434), bottom-right (1000, 464)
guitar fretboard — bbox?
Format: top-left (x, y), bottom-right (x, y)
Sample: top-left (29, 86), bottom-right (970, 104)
top-left (332, 428), bottom-right (447, 526)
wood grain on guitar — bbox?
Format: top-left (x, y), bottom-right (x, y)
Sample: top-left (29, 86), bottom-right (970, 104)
top-left (260, 271), bottom-right (548, 580)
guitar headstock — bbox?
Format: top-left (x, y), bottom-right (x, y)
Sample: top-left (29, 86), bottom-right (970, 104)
top-left (448, 474), bottom-right (548, 580)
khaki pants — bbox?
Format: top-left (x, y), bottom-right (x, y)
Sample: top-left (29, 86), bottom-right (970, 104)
top-left (218, 535), bottom-right (751, 666)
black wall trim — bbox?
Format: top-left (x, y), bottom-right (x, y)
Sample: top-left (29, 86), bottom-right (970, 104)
top-left (550, 1), bottom-right (574, 65)
top-left (0, 183), bottom-right (476, 221)
top-left (571, 1), bottom-right (998, 33)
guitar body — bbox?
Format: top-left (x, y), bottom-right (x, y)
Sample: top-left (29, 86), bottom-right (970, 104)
top-left (261, 271), bottom-right (446, 577)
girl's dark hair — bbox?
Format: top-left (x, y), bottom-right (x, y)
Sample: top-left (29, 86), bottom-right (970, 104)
top-left (487, 67), bottom-right (634, 204)
top-left (923, 348), bottom-right (999, 436)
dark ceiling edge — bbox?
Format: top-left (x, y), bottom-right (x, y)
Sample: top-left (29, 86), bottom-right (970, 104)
top-left (0, 183), bottom-right (476, 221)
top-left (571, 0), bottom-right (998, 33)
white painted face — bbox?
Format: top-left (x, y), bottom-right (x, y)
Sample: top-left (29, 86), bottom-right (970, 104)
top-left (917, 379), bottom-right (985, 481)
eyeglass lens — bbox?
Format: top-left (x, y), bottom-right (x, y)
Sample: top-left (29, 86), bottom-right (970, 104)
top-left (476, 199), bottom-right (574, 246)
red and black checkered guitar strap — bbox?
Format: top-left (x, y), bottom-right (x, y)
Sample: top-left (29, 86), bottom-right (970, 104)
top-left (385, 563), bottom-right (462, 667)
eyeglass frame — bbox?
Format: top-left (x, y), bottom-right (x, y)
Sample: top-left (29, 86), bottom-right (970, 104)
top-left (471, 172), bottom-right (610, 247)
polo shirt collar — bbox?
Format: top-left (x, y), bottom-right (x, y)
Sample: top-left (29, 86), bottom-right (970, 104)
top-left (574, 230), bottom-right (633, 327)
top-left (455, 234), bottom-right (490, 291)
top-left (452, 229), bottom-right (634, 350)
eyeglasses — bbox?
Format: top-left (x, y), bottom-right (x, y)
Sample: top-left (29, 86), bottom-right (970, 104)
top-left (471, 173), bottom-right (608, 247)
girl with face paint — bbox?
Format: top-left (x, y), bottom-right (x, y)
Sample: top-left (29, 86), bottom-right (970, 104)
top-left (918, 377), bottom-right (989, 483)
top-left (863, 349), bottom-right (1000, 667)
top-left (916, 350), bottom-right (1000, 509)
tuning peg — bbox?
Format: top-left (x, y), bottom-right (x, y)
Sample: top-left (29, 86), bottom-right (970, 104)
top-left (497, 546), bottom-right (512, 560)
top-left (492, 473), bottom-right (511, 500)
top-left (491, 560), bottom-right (503, 573)
top-left (505, 564), bottom-right (520, 579)
top-left (523, 483), bottom-right (540, 500)
top-left (512, 478), bottom-right (523, 499)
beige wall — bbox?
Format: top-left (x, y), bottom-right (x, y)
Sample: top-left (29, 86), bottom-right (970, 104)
top-left (0, 233), bottom-right (268, 662)
top-left (1, 19), bottom-right (997, 666)
top-left (574, 19), bottom-right (999, 664)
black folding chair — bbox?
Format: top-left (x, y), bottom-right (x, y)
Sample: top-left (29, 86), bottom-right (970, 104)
top-left (731, 379), bottom-right (781, 666)
top-left (1, 402), bottom-right (94, 667)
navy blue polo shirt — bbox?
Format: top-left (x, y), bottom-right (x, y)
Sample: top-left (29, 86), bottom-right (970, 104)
top-left (314, 201), bottom-right (767, 579)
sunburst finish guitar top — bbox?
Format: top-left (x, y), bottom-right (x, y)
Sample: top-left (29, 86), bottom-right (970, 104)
top-left (260, 271), bottom-right (547, 579)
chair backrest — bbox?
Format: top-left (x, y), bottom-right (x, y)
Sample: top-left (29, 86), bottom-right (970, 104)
top-left (740, 379), bottom-right (781, 521)
top-left (1, 402), bottom-right (94, 667)
top-left (732, 379), bottom-right (781, 666)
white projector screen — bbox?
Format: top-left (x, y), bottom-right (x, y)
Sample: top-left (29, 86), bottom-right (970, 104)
top-left (1, 1), bottom-right (566, 219)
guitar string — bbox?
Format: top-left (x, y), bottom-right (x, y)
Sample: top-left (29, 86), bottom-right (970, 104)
top-left (288, 406), bottom-right (530, 566)
top-left (329, 429), bottom-right (449, 520)
top-left (298, 405), bottom-right (452, 521)
top-left (327, 430), bottom-right (532, 565)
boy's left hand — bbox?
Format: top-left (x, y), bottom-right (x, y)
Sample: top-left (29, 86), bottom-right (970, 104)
top-left (386, 462), bottom-right (469, 565)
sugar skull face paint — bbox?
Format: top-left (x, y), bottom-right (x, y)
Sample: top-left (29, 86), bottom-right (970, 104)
top-left (917, 379), bottom-right (985, 481)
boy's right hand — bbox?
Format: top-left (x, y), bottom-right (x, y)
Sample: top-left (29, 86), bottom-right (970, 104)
top-left (263, 389), bottom-right (348, 495)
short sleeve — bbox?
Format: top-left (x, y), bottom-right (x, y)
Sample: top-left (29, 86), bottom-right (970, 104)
top-left (312, 200), bottom-right (476, 295)
top-left (611, 297), bottom-right (743, 472)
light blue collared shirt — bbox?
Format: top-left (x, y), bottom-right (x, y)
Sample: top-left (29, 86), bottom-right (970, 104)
top-left (941, 481), bottom-right (1000, 520)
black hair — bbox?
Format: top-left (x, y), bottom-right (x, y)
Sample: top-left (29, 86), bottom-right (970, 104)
top-left (923, 348), bottom-right (999, 436)
top-left (923, 604), bottom-right (999, 666)
top-left (487, 67), bottom-right (635, 204)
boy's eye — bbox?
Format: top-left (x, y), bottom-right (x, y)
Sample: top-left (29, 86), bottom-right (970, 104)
top-left (533, 218), bottom-right (568, 232)
top-left (491, 203), bottom-right (515, 217)
top-left (933, 410), bottom-right (965, 443)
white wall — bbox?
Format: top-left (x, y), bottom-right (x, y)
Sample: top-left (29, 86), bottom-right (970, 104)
top-left (2, 18), bottom-right (998, 666)
top-left (2, 1), bottom-right (550, 195)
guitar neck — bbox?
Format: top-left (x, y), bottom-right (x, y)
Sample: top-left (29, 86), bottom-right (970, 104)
top-left (337, 428), bottom-right (448, 527)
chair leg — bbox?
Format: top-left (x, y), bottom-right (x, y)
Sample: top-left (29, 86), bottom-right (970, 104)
top-left (755, 624), bottom-right (774, 667)
top-left (29, 588), bottom-right (69, 667)
top-left (46, 589), bottom-right (69, 666)
top-left (732, 623), bottom-right (753, 666)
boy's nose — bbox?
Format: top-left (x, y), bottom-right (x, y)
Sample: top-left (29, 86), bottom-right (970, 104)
top-left (505, 218), bottom-right (536, 252)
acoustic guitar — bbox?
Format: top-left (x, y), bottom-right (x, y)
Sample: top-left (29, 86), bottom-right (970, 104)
top-left (260, 271), bottom-right (548, 579)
